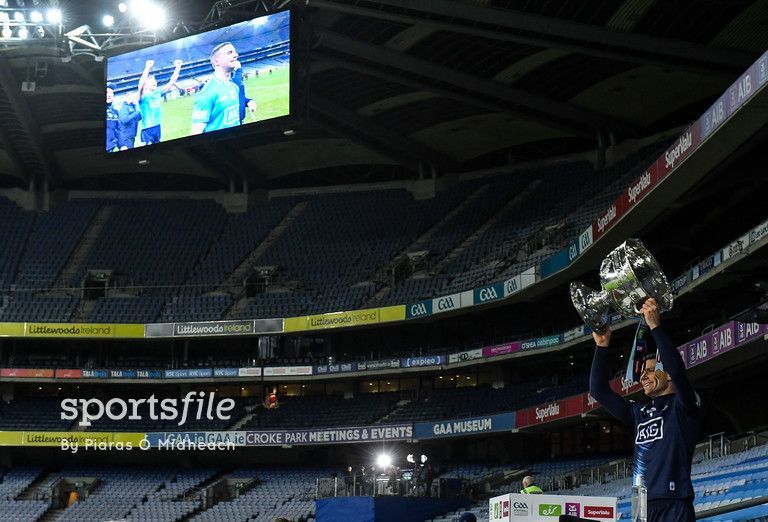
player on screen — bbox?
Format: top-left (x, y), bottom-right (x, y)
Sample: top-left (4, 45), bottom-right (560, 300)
top-left (137, 58), bottom-right (183, 145)
top-left (190, 42), bottom-right (242, 134)
top-left (106, 83), bottom-right (119, 152)
top-left (232, 60), bottom-right (257, 124)
top-left (118, 91), bottom-right (142, 150)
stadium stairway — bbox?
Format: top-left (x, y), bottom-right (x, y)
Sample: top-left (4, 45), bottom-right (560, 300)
top-left (14, 468), bottom-right (49, 500)
top-left (52, 204), bottom-right (113, 293)
top-left (365, 183), bottom-right (491, 307)
top-left (71, 297), bottom-right (97, 322)
top-left (431, 179), bottom-right (541, 276)
top-left (39, 506), bottom-right (67, 522)
top-left (220, 201), bottom-right (308, 317)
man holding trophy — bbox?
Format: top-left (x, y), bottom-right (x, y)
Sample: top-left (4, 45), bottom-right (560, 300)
top-left (572, 239), bottom-right (699, 522)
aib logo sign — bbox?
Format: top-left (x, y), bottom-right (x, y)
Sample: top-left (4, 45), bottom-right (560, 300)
top-left (538, 504), bottom-right (562, 517)
top-left (565, 502), bottom-right (580, 516)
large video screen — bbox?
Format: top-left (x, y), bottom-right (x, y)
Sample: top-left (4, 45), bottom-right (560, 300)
top-left (105, 10), bottom-right (290, 153)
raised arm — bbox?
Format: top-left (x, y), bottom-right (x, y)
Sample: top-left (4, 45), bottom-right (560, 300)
top-left (589, 327), bottom-right (634, 425)
top-left (137, 59), bottom-right (154, 99)
top-left (642, 299), bottom-right (698, 411)
top-left (161, 59), bottom-right (183, 93)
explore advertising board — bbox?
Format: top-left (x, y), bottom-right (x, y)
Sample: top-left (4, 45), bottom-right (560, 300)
top-left (489, 493), bottom-right (617, 521)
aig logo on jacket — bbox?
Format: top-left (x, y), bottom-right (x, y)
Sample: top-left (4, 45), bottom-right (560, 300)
top-left (635, 417), bottom-right (664, 444)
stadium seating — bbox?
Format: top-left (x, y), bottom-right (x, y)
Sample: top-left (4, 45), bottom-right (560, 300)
top-left (189, 467), bottom-right (321, 522)
top-left (183, 198), bottom-right (295, 295)
top-left (241, 392), bottom-right (401, 430)
top-left (0, 140), bottom-right (672, 323)
top-left (0, 294), bottom-right (77, 322)
top-left (15, 201), bottom-right (98, 291)
top-left (90, 296), bottom-right (165, 323)
top-left (159, 294), bottom-right (233, 322)
top-left (73, 199), bottom-right (226, 295)
top-left (382, 377), bottom-right (587, 425)
top-left (0, 397), bottom-right (74, 431)
top-left (0, 198), bottom-right (34, 293)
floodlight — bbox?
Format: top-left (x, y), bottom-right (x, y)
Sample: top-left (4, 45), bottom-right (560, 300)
top-left (46, 8), bottom-right (61, 24)
top-left (102, 14), bottom-right (114, 27)
top-left (30, 10), bottom-right (42, 22)
top-left (135, 2), bottom-right (165, 30)
top-left (376, 454), bottom-right (392, 468)
top-left (18, 26), bottom-right (27, 38)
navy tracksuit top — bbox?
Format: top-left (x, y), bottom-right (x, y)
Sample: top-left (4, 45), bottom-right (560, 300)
top-left (590, 326), bottom-right (700, 500)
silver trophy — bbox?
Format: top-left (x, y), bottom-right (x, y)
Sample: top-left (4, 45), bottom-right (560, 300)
top-left (570, 238), bottom-right (673, 333)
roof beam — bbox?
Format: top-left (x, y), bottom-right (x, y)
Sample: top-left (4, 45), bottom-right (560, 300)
top-left (313, 53), bottom-right (590, 137)
top-left (310, 94), bottom-right (457, 172)
top-left (310, 0), bottom-right (737, 80)
top-left (0, 55), bottom-right (60, 186)
top-left (315, 0), bottom-right (755, 71)
top-left (0, 127), bottom-right (28, 183)
top-left (317, 29), bottom-right (641, 135)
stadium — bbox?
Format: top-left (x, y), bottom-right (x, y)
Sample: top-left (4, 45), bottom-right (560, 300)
top-left (0, 0), bottom-right (766, 521)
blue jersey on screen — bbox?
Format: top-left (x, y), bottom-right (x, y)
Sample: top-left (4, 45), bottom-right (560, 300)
top-left (139, 88), bottom-right (163, 129)
top-left (192, 76), bottom-right (240, 133)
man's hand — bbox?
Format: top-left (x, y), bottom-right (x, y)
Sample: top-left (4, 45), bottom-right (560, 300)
top-left (592, 326), bottom-right (611, 348)
top-left (173, 59), bottom-right (183, 68)
top-left (246, 100), bottom-right (257, 119)
top-left (641, 297), bottom-right (661, 329)
top-left (144, 60), bottom-right (155, 69)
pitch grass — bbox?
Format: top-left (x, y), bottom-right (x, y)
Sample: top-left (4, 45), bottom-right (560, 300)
top-left (131, 66), bottom-right (289, 147)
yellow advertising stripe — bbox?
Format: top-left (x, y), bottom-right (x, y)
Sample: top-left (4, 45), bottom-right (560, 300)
top-left (0, 431), bottom-right (23, 446)
top-left (18, 432), bottom-right (146, 447)
top-left (0, 322), bottom-right (25, 337)
top-left (282, 316), bottom-right (306, 333)
top-left (25, 323), bottom-right (118, 338)
top-left (112, 432), bottom-right (147, 446)
top-left (379, 305), bottom-right (406, 323)
top-left (113, 324), bottom-right (145, 339)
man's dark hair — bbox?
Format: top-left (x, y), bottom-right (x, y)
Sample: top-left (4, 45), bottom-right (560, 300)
top-left (459, 513), bottom-right (477, 522)
top-left (643, 353), bottom-right (657, 363)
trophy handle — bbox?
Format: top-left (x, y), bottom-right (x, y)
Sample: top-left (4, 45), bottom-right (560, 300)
top-left (634, 296), bottom-right (650, 314)
top-left (570, 281), bottom-right (612, 334)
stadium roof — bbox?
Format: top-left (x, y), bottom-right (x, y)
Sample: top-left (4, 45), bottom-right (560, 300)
top-left (0, 0), bottom-right (766, 191)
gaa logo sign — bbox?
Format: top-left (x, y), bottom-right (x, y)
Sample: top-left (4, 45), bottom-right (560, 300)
top-left (406, 300), bottom-right (432, 319)
top-left (475, 284), bottom-right (503, 303)
top-left (512, 501), bottom-right (528, 516)
top-left (435, 296), bottom-right (457, 311)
